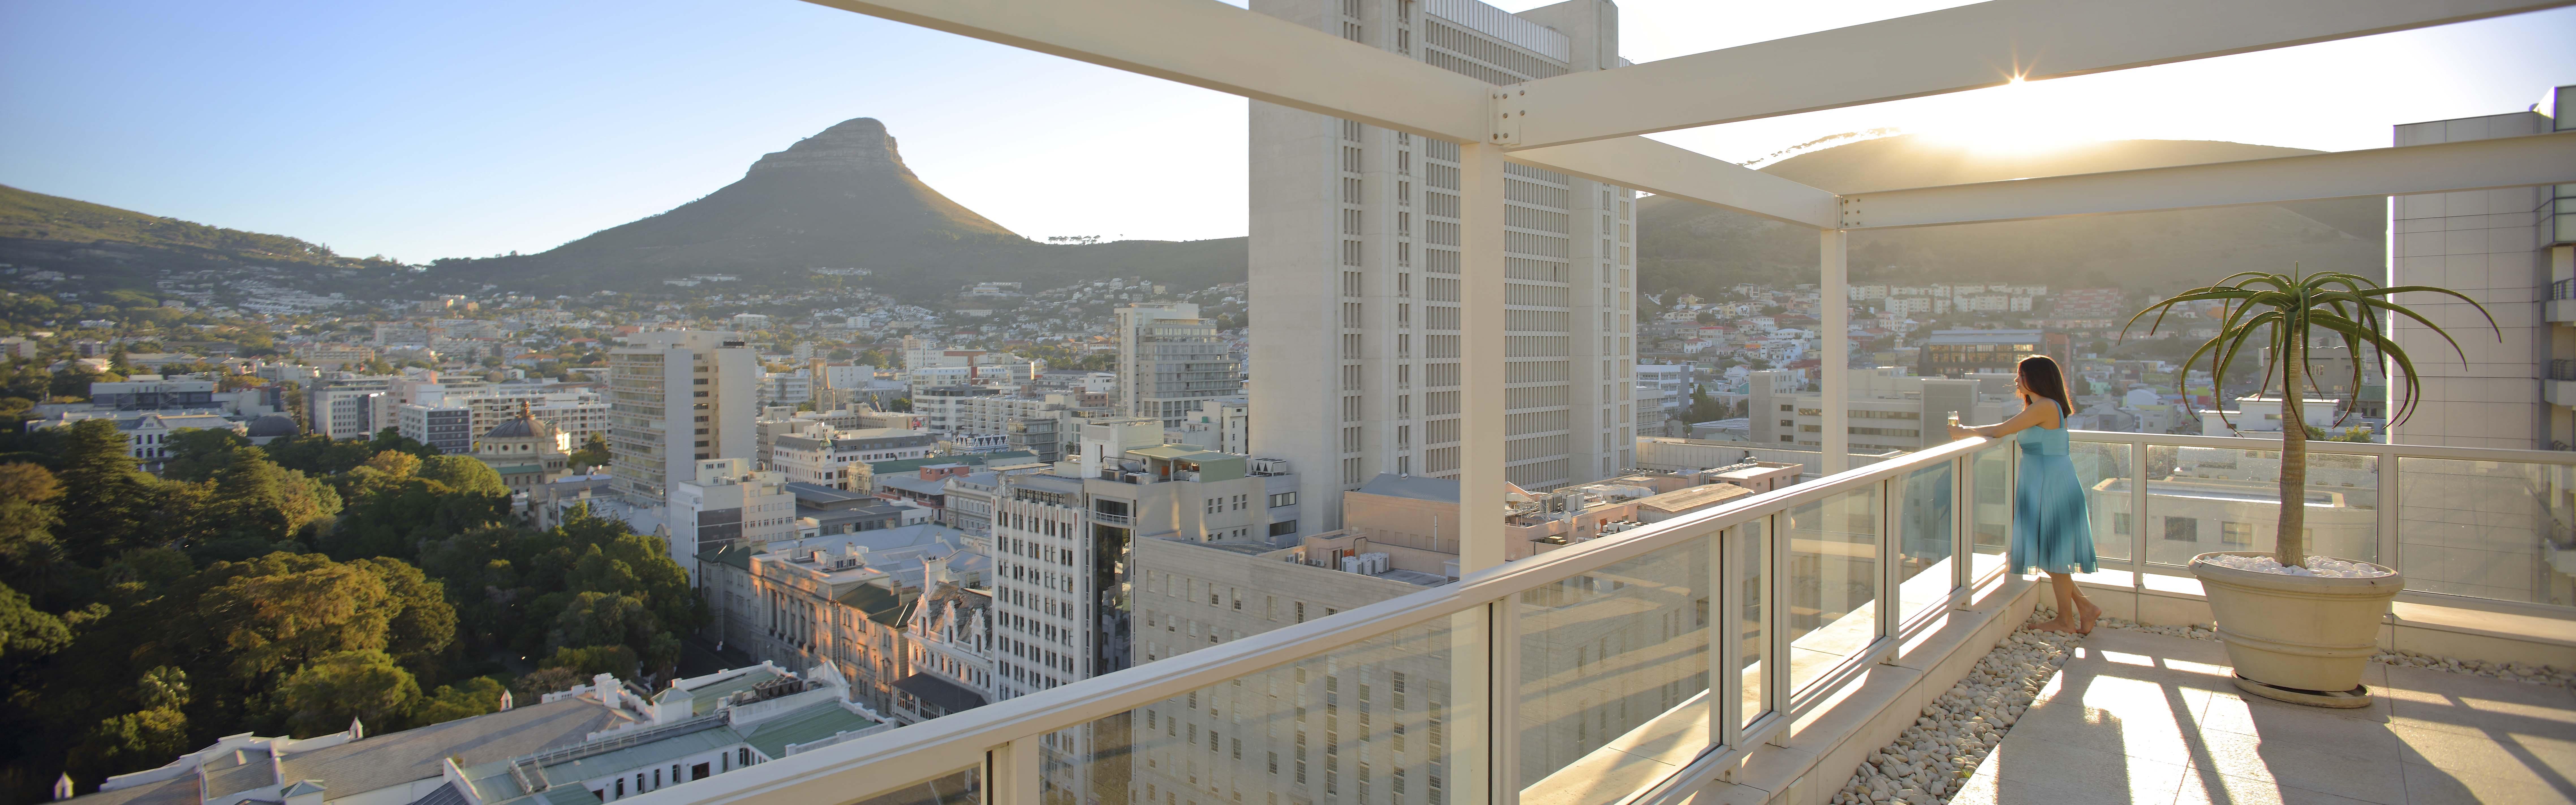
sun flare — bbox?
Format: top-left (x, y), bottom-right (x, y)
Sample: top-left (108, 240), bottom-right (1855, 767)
top-left (1912, 75), bottom-right (2100, 156)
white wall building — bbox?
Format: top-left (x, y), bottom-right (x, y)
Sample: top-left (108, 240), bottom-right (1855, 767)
top-left (669, 458), bottom-right (799, 580)
top-left (2389, 85), bottom-right (2575, 450)
top-left (1115, 302), bottom-right (1239, 427)
top-left (609, 331), bottom-right (759, 507)
top-left (1249, 0), bottom-right (1636, 527)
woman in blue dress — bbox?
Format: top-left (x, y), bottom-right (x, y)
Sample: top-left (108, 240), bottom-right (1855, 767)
top-left (1947, 355), bottom-right (2101, 634)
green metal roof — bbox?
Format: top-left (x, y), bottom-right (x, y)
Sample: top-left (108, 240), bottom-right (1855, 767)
top-left (534, 726), bottom-right (741, 789)
top-left (653, 666), bottom-right (782, 716)
top-left (838, 583), bottom-right (917, 627)
top-left (695, 543), bottom-right (755, 571)
top-left (740, 702), bottom-right (887, 759)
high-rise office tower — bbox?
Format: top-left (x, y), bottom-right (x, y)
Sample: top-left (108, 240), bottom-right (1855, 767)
top-left (1251, 0), bottom-right (1636, 530)
top-left (607, 330), bottom-right (759, 507)
top-left (1115, 303), bottom-right (1239, 427)
top-left (2388, 85), bottom-right (2575, 450)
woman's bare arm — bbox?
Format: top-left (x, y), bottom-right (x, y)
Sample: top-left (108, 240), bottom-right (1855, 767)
top-left (1949, 402), bottom-right (2059, 440)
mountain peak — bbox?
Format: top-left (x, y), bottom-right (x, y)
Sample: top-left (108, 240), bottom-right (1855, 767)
top-left (746, 117), bottom-right (912, 179)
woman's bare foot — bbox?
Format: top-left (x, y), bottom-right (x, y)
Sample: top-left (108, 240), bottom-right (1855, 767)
top-left (2076, 600), bottom-right (2102, 634)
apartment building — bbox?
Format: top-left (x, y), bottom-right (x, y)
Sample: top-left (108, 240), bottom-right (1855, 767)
top-left (1916, 330), bottom-right (2069, 379)
top-left (1173, 397), bottom-right (1251, 455)
top-left (2390, 85), bottom-right (2576, 449)
top-left (910, 384), bottom-right (1000, 436)
top-left (607, 331), bottom-right (759, 505)
top-left (1250, 0), bottom-right (1636, 528)
top-left (988, 419), bottom-right (1305, 702)
top-left (768, 429), bottom-right (939, 491)
top-left (396, 402), bottom-right (475, 454)
top-left (460, 389), bottom-right (608, 443)
top-left (1749, 369), bottom-right (2014, 454)
top-left (668, 459), bottom-right (798, 580)
top-left (892, 581), bottom-right (995, 725)
top-left (306, 375), bottom-right (394, 440)
top-left (703, 525), bottom-right (986, 714)
top-left (1115, 303), bottom-right (1240, 427)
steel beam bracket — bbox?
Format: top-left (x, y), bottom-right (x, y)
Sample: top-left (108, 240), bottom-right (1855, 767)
top-left (1489, 87), bottom-right (1525, 147)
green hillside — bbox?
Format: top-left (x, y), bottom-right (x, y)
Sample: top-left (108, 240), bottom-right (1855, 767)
top-left (0, 184), bottom-right (346, 264)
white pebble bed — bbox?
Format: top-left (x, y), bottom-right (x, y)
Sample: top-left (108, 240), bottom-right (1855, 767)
top-left (1830, 612), bottom-right (2080, 805)
top-left (2091, 615), bottom-right (2576, 688)
top-left (2197, 554), bottom-right (2393, 578)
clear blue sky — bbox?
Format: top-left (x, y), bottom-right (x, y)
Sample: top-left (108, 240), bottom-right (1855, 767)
top-left (3, 0), bottom-right (2573, 263)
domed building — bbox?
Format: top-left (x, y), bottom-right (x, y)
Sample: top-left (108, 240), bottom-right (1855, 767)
top-left (244, 413), bottom-right (301, 446)
top-left (474, 403), bottom-right (572, 494)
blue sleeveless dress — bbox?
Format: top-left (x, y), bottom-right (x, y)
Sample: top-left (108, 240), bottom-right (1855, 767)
top-left (2009, 424), bottom-right (2099, 575)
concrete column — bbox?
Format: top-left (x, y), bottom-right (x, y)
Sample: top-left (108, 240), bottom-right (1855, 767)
top-left (1459, 140), bottom-right (1508, 573)
top-left (1821, 229), bottom-right (1850, 475)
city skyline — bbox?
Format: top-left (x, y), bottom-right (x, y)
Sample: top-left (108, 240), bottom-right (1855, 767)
top-left (0, 1), bottom-right (2568, 262)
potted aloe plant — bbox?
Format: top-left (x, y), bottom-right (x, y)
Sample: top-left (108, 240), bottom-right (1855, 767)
top-left (2126, 267), bottom-right (2494, 707)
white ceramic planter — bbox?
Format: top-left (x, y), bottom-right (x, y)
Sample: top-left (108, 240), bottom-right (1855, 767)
top-left (2188, 551), bottom-right (2402, 701)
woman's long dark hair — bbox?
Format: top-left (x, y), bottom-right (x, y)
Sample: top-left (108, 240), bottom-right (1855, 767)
top-left (2016, 355), bottom-right (2073, 417)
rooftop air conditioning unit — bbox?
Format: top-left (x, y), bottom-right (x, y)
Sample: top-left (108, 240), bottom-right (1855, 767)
top-left (1250, 458), bottom-right (1292, 475)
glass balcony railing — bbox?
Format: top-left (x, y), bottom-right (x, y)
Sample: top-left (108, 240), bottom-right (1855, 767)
top-left (2070, 431), bottom-right (2576, 608)
top-left (638, 432), bottom-right (2576, 805)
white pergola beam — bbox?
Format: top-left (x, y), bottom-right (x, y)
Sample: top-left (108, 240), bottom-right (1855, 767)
top-left (1503, 0), bottom-right (2576, 149)
top-left (1839, 131), bottom-right (2576, 230)
top-left (799, 0), bottom-right (1493, 143)
top-left (1508, 138), bottom-right (1839, 229)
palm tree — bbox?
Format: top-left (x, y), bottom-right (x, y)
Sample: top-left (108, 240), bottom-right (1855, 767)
top-left (2124, 267), bottom-right (2495, 568)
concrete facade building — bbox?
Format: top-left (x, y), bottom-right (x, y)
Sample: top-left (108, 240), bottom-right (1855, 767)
top-left (1251, 0), bottom-right (1636, 530)
top-left (1749, 368), bottom-right (2011, 454)
top-left (396, 402), bottom-right (475, 454)
top-left (2390, 86), bottom-right (2576, 449)
top-left (669, 459), bottom-right (798, 579)
top-left (988, 419), bottom-right (1305, 702)
top-left (1115, 303), bottom-right (1239, 427)
top-left (608, 331), bottom-right (759, 505)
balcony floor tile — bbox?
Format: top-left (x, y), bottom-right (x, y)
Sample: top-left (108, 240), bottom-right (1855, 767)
top-left (1952, 629), bottom-right (2576, 804)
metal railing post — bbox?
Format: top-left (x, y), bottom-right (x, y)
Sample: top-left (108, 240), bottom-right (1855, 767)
top-left (1879, 476), bottom-right (1899, 648)
top-left (1954, 455), bottom-right (1971, 596)
top-left (1766, 514), bottom-right (1792, 747)
top-left (2131, 436), bottom-right (2149, 601)
top-left (1713, 526), bottom-right (1741, 752)
top-left (985, 738), bottom-right (1040, 805)
top-left (2379, 456), bottom-right (2402, 574)
top-left (1493, 599), bottom-right (1523, 805)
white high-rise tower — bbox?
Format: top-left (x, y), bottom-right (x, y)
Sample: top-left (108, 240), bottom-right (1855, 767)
top-left (1250, 0), bottom-right (1636, 530)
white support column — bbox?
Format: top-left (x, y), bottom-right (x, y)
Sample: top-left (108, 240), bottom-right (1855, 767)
top-left (1459, 140), bottom-right (1510, 573)
top-left (1820, 229), bottom-right (1850, 475)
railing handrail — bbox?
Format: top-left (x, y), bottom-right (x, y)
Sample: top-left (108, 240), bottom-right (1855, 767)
top-left (620, 436), bottom-right (1998, 805)
top-left (2068, 428), bottom-right (2576, 466)
top-left (623, 428), bottom-right (2576, 805)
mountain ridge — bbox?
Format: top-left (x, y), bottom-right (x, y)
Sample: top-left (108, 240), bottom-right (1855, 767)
top-left (2, 125), bottom-right (2391, 305)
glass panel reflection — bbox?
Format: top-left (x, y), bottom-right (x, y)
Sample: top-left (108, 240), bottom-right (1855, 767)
top-left (2136, 445), bottom-right (2379, 567)
top-left (1737, 520), bottom-right (1766, 729)
top-left (1516, 536), bottom-right (1710, 804)
top-left (1786, 487), bottom-right (1881, 694)
top-left (1051, 618), bottom-right (1457, 805)
top-left (2068, 440), bottom-right (2132, 564)
top-left (1895, 461), bottom-right (1957, 624)
top-left (1970, 443), bottom-right (2010, 581)
top-left (2397, 457), bottom-right (2575, 605)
